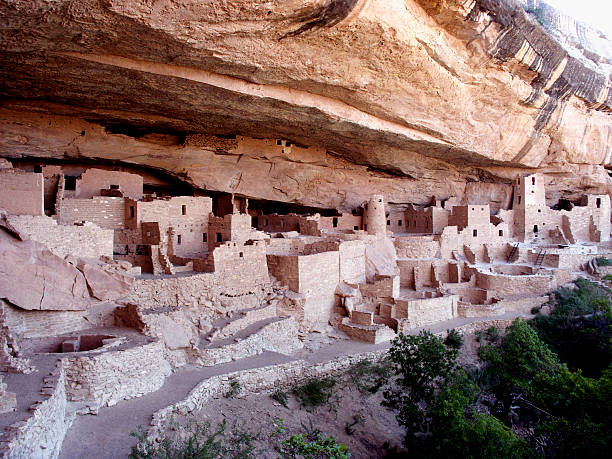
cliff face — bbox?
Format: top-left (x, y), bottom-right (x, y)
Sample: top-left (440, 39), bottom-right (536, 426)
top-left (0, 0), bottom-right (610, 210)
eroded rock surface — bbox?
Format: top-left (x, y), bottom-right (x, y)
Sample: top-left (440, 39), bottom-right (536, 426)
top-left (0, 0), bottom-right (610, 208)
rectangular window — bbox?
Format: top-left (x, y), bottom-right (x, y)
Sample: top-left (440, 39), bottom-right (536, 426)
top-left (333, 217), bottom-right (338, 228)
top-left (387, 220), bottom-right (390, 226)
top-left (354, 226), bottom-right (358, 231)
top-left (216, 233), bottom-right (222, 242)
top-left (532, 177), bottom-right (535, 185)
top-left (518, 196), bottom-right (522, 205)
top-left (202, 233), bottom-right (207, 242)
top-left (398, 220), bottom-right (402, 226)
top-left (130, 206), bottom-right (135, 218)
top-left (181, 205), bottom-right (187, 215)
top-left (597, 198), bottom-right (601, 209)
top-left (473, 229), bottom-right (477, 237)
top-left (109, 184), bottom-right (119, 190)
top-left (239, 252), bottom-right (244, 258)
top-left (64, 176), bottom-right (76, 190)
top-left (499, 230), bottom-right (503, 236)
top-left (177, 235), bottom-right (182, 244)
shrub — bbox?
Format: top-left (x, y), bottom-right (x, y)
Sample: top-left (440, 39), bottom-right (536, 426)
top-left (224, 378), bottom-right (242, 398)
top-left (346, 358), bottom-right (393, 394)
top-left (279, 431), bottom-right (350, 459)
top-left (443, 329), bottom-right (463, 349)
top-left (129, 418), bottom-right (257, 459)
top-left (270, 389), bottom-right (289, 408)
top-left (478, 318), bottom-right (560, 408)
top-left (530, 278), bottom-right (612, 376)
top-left (596, 256), bottom-right (612, 266)
top-left (293, 377), bottom-right (336, 409)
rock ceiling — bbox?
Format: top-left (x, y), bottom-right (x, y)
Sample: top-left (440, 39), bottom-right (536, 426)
top-left (0, 0), bottom-right (610, 211)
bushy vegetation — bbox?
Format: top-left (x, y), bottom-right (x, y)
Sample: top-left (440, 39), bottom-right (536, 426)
top-left (530, 278), bottom-right (612, 377)
top-left (129, 419), bottom-right (257, 459)
top-left (443, 328), bottom-right (463, 349)
top-left (292, 377), bottom-right (337, 409)
top-left (346, 358), bottom-right (393, 394)
top-left (279, 431), bottom-right (350, 459)
top-left (383, 330), bottom-right (532, 457)
top-left (596, 256), bottom-right (612, 266)
top-left (270, 389), bottom-right (289, 408)
top-left (383, 278), bottom-right (612, 458)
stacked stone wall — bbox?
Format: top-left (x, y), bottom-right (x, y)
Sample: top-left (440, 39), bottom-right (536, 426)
top-left (0, 168), bottom-right (43, 216)
top-left (58, 197), bottom-right (126, 229)
top-left (62, 340), bottom-right (171, 410)
top-left (7, 215), bottom-right (113, 259)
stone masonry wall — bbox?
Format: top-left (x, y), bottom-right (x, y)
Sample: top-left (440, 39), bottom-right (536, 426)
top-left (58, 197), bottom-right (126, 229)
top-left (192, 317), bottom-right (302, 366)
top-left (0, 363), bottom-right (71, 459)
top-left (62, 340), bottom-right (171, 410)
top-left (0, 168), bottom-right (44, 216)
top-left (298, 251), bottom-right (340, 328)
top-left (7, 215), bottom-right (113, 259)
top-left (395, 295), bottom-right (458, 331)
top-left (75, 168), bottom-right (143, 200)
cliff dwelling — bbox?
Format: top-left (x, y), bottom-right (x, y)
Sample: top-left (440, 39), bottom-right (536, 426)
top-left (0, 0), bottom-right (611, 458)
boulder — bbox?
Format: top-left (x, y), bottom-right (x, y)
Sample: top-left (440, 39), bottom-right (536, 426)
top-left (0, 227), bottom-right (90, 311)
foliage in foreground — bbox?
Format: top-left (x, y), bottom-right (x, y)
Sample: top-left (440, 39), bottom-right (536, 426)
top-left (292, 377), bottom-right (337, 409)
top-left (530, 278), bottom-right (612, 377)
top-left (383, 330), bottom-right (532, 457)
top-left (346, 357), bottom-right (393, 394)
top-left (129, 419), bottom-right (257, 459)
top-left (279, 431), bottom-right (350, 459)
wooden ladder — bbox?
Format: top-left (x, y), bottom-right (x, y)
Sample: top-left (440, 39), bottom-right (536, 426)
top-left (535, 249), bottom-right (547, 267)
top-left (507, 243), bottom-right (519, 262)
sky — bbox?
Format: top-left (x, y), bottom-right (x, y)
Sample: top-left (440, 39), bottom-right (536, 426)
top-left (546, 0), bottom-right (612, 37)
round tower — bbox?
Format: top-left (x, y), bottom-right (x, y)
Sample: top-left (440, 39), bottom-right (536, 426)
top-left (366, 195), bottom-right (386, 235)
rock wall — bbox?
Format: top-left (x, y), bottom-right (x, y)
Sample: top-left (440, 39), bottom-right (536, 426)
top-left (0, 364), bottom-right (71, 459)
top-left (0, 1), bottom-right (609, 210)
top-left (7, 215), bottom-right (113, 259)
top-left (62, 340), bottom-right (171, 411)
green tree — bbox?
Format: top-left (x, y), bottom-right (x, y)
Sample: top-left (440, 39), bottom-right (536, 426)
top-left (478, 318), bottom-right (560, 408)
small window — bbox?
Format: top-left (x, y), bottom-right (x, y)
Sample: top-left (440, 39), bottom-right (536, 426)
top-left (109, 184), bottom-right (119, 190)
top-left (333, 217), bottom-right (338, 228)
top-left (354, 226), bottom-right (359, 231)
top-left (202, 233), bottom-right (207, 242)
top-left (398, 220), bottom-right (402, 226)
top-left (216, 232), bottom-right (222, 242)
top-left (533, 225), bottom-right (538, 233)
top-left (531, 190), bottom-right (534, 194)
top-left (532, 177), bottom-right (535, 185)
top-left (378, 199), bottom-right (382, 203)
top-left (414, 220), bottom-right (416, 227)
top-left (386, 220), bottom-right (390, 226)
top-left (538, 209), bottom-right (541, 213)
top-left (518, 196), bottom-right (522, 205)
top-left (64, 176), bottom-right (76, 190)
top-left (33, 165), bottom-right (42, 173)
top-left (364, 224), bottom-right (367, 231)
top-left (182, 205), bottom-right (187, 215)
top-left (239, 252), bottom-right (244, 258)
top-left (130, 206), bottom-right (135, 218)
top-left (276, 139), bottom-right (282, 146)
top-left (499, 230), bottom-right (503, 237)
top-left (471, 207), bottom-right (474, 211)
top-left (177, 235), bottom-right (182, 244)
top-left (597, 198), bottom-right (601, 209)
top-left (473, 229), bottom-right (478, 237)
